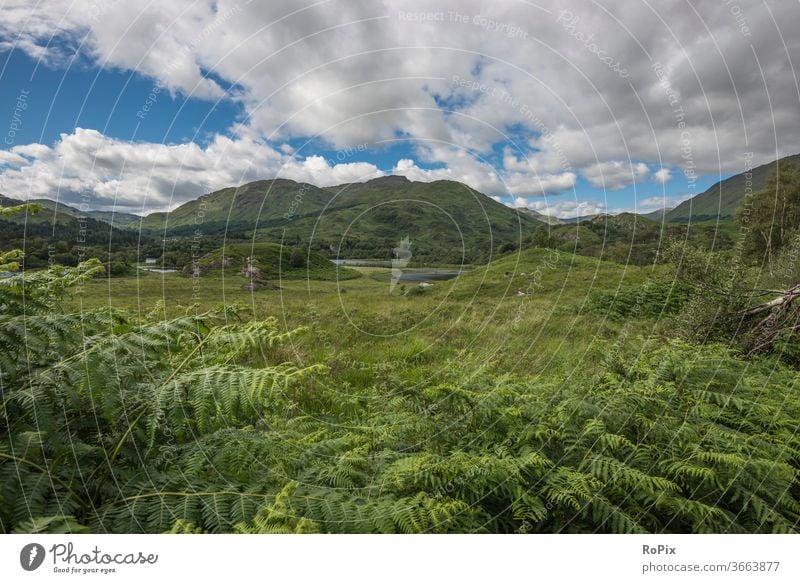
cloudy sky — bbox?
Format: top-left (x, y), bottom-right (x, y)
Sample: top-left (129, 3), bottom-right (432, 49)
top-left (0, 0), bottom-right (797, 217)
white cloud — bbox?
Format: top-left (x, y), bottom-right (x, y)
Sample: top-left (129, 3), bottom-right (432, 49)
top-left (0, 128), bottom-right (386, 212)
top-left (523, 199), bottom-right (607, 219)
top-left (582, 161), bottom-right (650, 190)
top-left (504, 171), bottom-right (577, 196)
top-left (632, 193), bottom-right (692, 213)
top-left (391, 159), bottom-right (455, 183)
top-left (1, 0), bottom-right (799, 207)
top-left (654, 168), bottom-right (672, 184)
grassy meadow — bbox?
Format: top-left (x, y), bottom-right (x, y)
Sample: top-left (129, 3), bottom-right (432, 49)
top-left (64, 249), bottom-right (662, 382)
top-left (7, 192), bottom-right (800, 535)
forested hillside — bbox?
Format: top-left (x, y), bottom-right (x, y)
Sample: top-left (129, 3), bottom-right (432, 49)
top-left (139, 177), bottom-right (542, 264)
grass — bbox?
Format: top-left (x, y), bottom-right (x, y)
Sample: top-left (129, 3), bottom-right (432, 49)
top-left (65, 248), bottom-right (671, 385)
top-left (190, 241), bottom-right (361, 281)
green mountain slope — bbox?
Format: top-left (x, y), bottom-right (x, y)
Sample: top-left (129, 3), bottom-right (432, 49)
top-left (138, 176), bottom-right (542, 264)
top-left (276, 177), bottom-right (541, 263)
top-left (531, 212), bottom-right (738, 264)
top-left (0, 194), bottom-right (144, 269)
top-left (138, 179), bottom-right (334, 234)
top-left (1, 194), bottom-right (83, 225)
top-left (666, 153), bottom-right (800, 222)
top-left (0, 194), bottom-right (140, 227)
top-left (84, 210), bottom-right (141, 226)
top-left (515, 207), bottom-right (564, 225)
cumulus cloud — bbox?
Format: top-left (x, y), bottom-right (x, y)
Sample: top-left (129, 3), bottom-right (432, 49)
top-left (1, 0), bottom-right (799, 207)
top-left (504, 170), bottom-right (578, 196)
top-left (653, 168), bottom-right (672, 184)
top-left (581, 161), bottom-right (650, 190)
top-left (522, 199), bottom-right (607, 219)
top-left (0, 128), bottom-right (386, 212)
top-left (632, 194), bottom-right (692, 213)
top-left (391, 159), bottom-right (455, 183)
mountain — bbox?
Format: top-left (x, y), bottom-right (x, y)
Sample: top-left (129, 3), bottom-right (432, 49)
top-left (665, 153), bottom-right (800, 222)
top-left (1, 194), bottom-right (82, 225)
top-left (641, 208), bottom-right (672, 220)
top-left (138, 179), bottom-right (334, 234)
top-left (561, 214), bottom-right (601, 224)
top-left (303, 176), bottom-right (543, 263)
top-left (138, 176), bottom-right (543, 264)
top-left (0, 194), bottom-right (144, 269)
top-left (84, 210), bottom-right (141, 226)
top-left (529, 211), bottom-right (738, 265)
top-left (0, 195), bottom-right (140, 226)
top-left (515, 208), bottom-right (564, 225)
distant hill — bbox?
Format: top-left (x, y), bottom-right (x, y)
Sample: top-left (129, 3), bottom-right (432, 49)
top-left (665, 153), bottom-right (800, 222)
top-left (1, 194), bottom-right (82, 225)
top-left (84, 210), bottom-right (141, 226)
top-left (515, 208), bottom-right (564, 225)
top-left (0, 193), bottom-right (134, 234)
top-left (641, 208), bottom-right (672, 220)
top-left (138, 176), bottom-right (543, 264)
top-left (0, 194), bottom-right (140, 227)
top-left (138, 179), bottom-right (334, 234)
top-left (530, 212), bottom-right (738, 265)
top-left (0, 194), bottom-right (144, 269)
top-left (561, 214), bottom-right (601, 224)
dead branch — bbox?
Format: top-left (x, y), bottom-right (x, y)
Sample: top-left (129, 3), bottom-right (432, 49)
top-left (741, 283), bottom-right (800, 355)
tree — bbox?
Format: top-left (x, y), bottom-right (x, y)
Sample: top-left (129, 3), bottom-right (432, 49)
top-left (530, 225), bottom-right (554, 248)
top-left (289, 245), bottom-right (306, 268)
top-left (743, 159), bottom-right (800, 264)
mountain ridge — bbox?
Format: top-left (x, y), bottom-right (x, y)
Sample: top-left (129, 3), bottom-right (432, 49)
top-left (135, 177), bottom-right (544, 263)
top-left (665, 153), bottom-right (800, 222)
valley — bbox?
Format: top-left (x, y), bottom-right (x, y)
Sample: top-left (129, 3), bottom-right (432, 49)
top-left (3, 155), bottom-right (800, 535)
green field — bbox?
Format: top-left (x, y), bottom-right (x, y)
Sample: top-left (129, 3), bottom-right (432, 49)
top-left (65, 249), bottom-right (659, 379)
top-left (6, 238), bottom-right (800, 534)
top-left (6, 171), bottom-right (800, 534)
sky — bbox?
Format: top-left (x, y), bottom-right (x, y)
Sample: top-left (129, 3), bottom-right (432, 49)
top-left (0, 0), bottom-right (796, 217)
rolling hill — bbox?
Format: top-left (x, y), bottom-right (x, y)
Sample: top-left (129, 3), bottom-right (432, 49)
top-left (531, 212), bottom-right (737, 264)
top-left (0, 194), bottom-right (145, 269)
top-left (84, 210), bottom-right (141, 226)
top-left (138, 176), bottom-right (543, 264)
top-left (0, 195), bottom-right (140, 226)
top-left (666, 153), bottom-right (800, 222)
top-left (515, 207), bottom-right (564, 225)
top-left (138, 179), bottom-right (335, 234)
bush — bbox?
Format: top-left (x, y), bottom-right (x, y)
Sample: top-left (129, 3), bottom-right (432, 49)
top-left (586, 279), bottom-right (692, 319)
top-left (3, 253), bottom-right (800, 534)
top-left (289, 246), bottom-right (307, 268)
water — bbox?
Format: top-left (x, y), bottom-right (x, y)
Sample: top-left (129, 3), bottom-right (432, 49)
top-left (138, 266), bottom-right (179, 273)
top-left (394, 270), bottom-right (464, 282)
top-left (331, 259), bottom-right (392, 267)
top-left (332, 260), bottom-right (466, 283)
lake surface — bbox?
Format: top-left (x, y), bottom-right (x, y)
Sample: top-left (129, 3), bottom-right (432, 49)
top-left (138, 266), bottom-right (179, 273)
top-left (331, 259), bottom-right (392, 267)
top-left (332, 260), bottom-right (467, 282)
top-left (394, 269), bottom-right (464, 282)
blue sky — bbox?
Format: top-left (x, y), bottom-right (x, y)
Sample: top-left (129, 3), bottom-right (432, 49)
top-left (0, 49), bottom-right (238, 148)
top-left (0, 1), bottom-right (792, 216)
